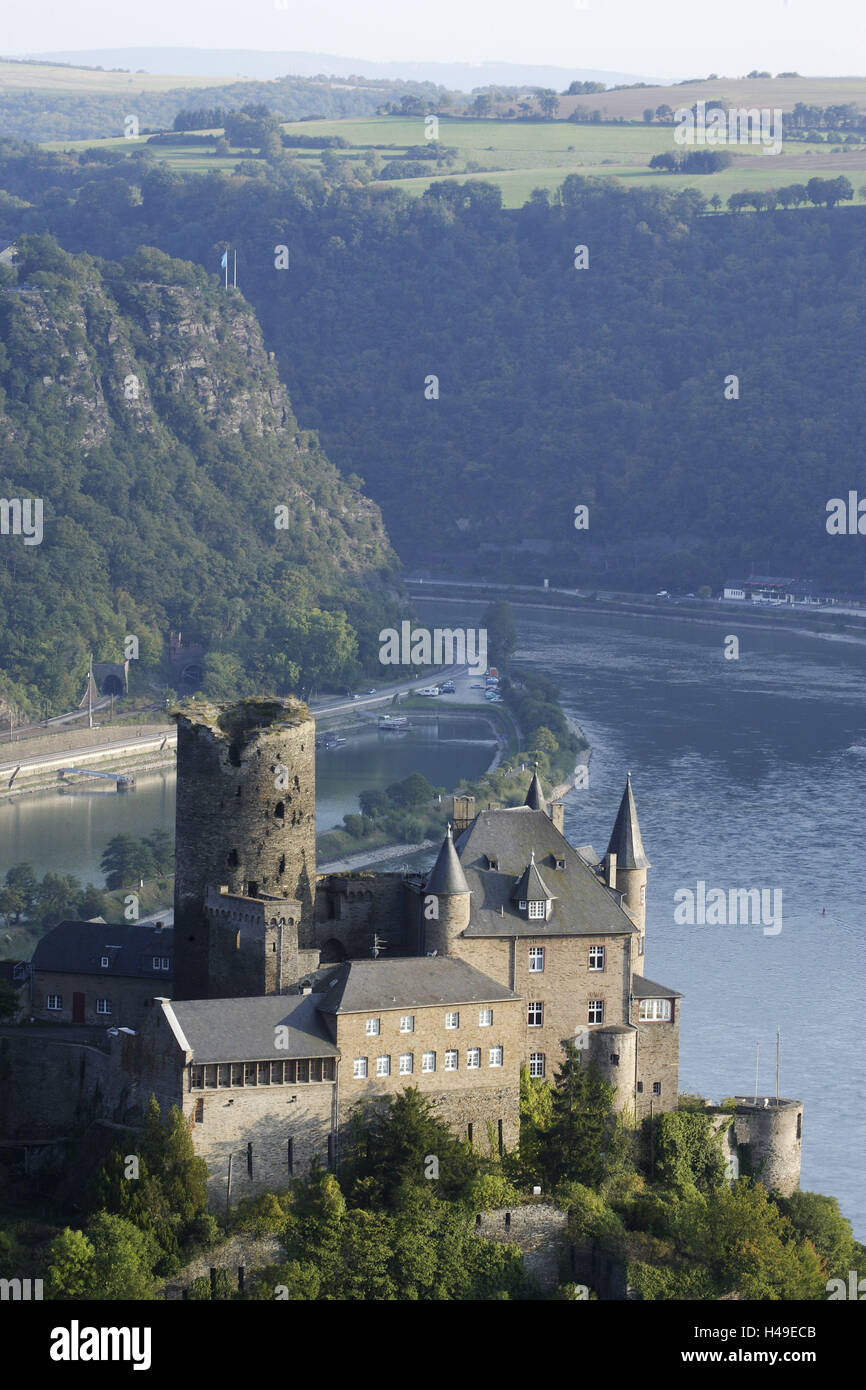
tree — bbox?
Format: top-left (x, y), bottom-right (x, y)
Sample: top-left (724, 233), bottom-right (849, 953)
top-left (0, 887), bottom-right (24, 928)
top-left (541, 1042), bottom-right (616, 1188)
top-left (643, 109), bottom-right (655, 124)
top-left (648, 1110), bottom-right (728, 1191)
top-left (385, 772), bottom-right (435, 809)
top-left (776, 1190), bottom-right (858, 1280)
top-left (538, 92), bottom-right (560, 119)
top-left (144, 828), bottom-right (174, 876)
top-left (4, 863), bottom-right (37, 916)
top-left (481, 599), bottom-right (517, 668)
top-left (342, 1088), bottom-right (479, 1208)
top-left (45, 1213), bottom-right (159, 1300)
top-left (655, 104), bottom-right (674, 122)
top-left (100, 834), bottom-right (145, 890)
top-left (358, 788), bottom-right (390, 820)
top-left (649, 152), bottom-right (678, 172)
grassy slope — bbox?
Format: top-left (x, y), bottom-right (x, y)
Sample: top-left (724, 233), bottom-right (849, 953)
top-left (0, 58), bottom-right (233, 93)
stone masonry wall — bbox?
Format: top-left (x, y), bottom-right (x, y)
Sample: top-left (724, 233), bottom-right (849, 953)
top-left (174, 698), bottom-right (316, 999)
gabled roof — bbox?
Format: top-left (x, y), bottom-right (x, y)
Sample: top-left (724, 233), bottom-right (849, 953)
top-left (453, 807), bottom-right (636, 939)
top-left (317, 957), bottom-right (518, 1014)
top-left (167, 994), bottom-right (338, 1063)
top-left (426, 825), bottom-right (470, 896)
top-left (32, 921), bottom-right (174, 979)
top-left (510, 850), bottom-right (555, 903)
top-left (632, 973), bottom-right (682, 1000)
top-left (606, 774), bottom-right (650, 871)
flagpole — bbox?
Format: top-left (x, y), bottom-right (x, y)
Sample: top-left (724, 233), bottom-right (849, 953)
top-left (233, 250), bottom-right (237, 289)
top-left (224, 251), bottom-right (228, 291)
top-left (88, 652), bottom-right (93, 729)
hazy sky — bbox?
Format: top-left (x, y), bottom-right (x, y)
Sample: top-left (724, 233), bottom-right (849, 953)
top-left (4, 0), bottom-right (865, 78)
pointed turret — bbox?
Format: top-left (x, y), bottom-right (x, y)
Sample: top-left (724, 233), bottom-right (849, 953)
top-left (426, 824), bottom-right (470, 897)
top-left (510, 849), bottom-right (555, 906)
top-left (606, 772), bottom-right (650, 950)
top-left (606, 772), bottom-right (650, 870)
top-left (424, 825), bottom-right (471, 956)
top-left (524, 768), bottom-right (547, 813)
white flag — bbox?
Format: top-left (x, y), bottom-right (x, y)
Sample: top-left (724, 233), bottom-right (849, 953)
top-left (220, 250), bottom-right (228, 268)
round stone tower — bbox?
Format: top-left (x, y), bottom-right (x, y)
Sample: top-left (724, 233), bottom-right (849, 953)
top-left (606, 772), bottom-right (650, 956)
top-left (423, 825), bottom-right (471, 956)
top-left (173, 696), bottom-right (316, 998)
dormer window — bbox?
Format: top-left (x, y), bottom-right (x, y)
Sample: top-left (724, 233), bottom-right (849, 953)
top-left (555, 858), bottom-right (566, 871)
top-left (528, 900), bottom-right (546, 920)
top-left (100, 956), bottom-right (110, 968)
top-left (486, 855), bottom-right (499, 870)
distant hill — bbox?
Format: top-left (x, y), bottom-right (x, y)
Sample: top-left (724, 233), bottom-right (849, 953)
top-left (18, 48), bottom-right (667, 92)
top-left (0, 236), bottom-right (400, 714)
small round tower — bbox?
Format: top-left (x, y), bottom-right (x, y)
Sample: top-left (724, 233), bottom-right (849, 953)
top-left (423, 825), bottom-right (471, 956)
top-left (606, 772), bottom-right (651, 957)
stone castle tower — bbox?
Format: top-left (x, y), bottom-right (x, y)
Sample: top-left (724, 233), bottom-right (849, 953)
top-left (423, 824), bottom-right (471, 956)
top-left (173, 696), bottom-right (316, 999)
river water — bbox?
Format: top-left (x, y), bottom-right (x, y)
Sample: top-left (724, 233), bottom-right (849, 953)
top-left (2, 600), bottom-right (863, 1235)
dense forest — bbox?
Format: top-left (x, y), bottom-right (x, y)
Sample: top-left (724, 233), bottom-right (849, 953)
top-left (2, 138), bottom-right (863, 595)
top-left (0, 234), bottom-right (400, 714)
top-left (0, 73), bottom-right (450, 144)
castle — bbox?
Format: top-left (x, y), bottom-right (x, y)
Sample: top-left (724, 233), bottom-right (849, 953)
top-left (0, 695), bottom-right (803, 1208)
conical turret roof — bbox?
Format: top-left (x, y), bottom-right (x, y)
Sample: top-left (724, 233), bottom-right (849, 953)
top-left (606, 772), bottom-right (650, 870)
top-left (524, 769), bottom-right (547, 812)
top-left (426, 824), bottom-right (470, 896)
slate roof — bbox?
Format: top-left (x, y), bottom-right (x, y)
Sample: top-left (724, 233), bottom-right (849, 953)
top-left (317, 957), bottom-right (518, 1013)
top-left (426, 825), bottom-right (470, 896)
top-left (510, 851), bottom-right (555, 903)
top-left (167, 994), bottom-right (338, 1063)
top-left (606, 774), bottom-right (650, 871)
top-left (632, 973), bottom-right (682, 1000)
top-left (524, 771), bottom-right (547, 812)
top-left (454, 807), bottom-right (637, 939)
top-left (32, 921), bottom-right (174, 979)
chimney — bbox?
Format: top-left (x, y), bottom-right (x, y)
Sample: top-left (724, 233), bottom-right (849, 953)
top-left (605, 851), bottom-right (617, 890)
top-left (550, 800), bottom-right (564, 834)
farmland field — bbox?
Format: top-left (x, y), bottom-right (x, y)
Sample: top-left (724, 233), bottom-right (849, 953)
top-left (41, 111), bottom-right (866, 208)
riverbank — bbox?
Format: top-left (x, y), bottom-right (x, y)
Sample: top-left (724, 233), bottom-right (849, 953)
top-left (408, 579), bottom-right (866, 649)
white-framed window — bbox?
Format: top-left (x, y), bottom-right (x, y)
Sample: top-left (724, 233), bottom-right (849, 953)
top-left (640, 884), bottom-right (646, 905)
top-left (639, 998), bottom-right (672, 1022)
top-left (588, 999), bottom-right (604, 1024)
top-left (519, 899), bottom-right (527, 910)
top-left (96, 998), bottom-right (112, 1015)
top-left (160, 957), bottom-right (170, 970)
top-left (445, 1011), bottom-right (459, 1029)
top-left (444, 1050), bottom-right (458, 1071)
top-left (376, 1055), bottom-right (390, 1077)
top-left (652, 1081), bottom-right (662, 1096)
top-left (528, 947), bottom-right (545, 973)
top-left (46, 994), bottom-right (62, 1010)
top-left (421, 1051), bottom-right (436, 1073)
top-left (353, 1057), bottom-right (368, 1079)
top-left (400, 1015), bottom-right (414, 1033)
top-left (467, 1048), bottom-right (481, 1069)
top-left (528, 899), bottom-right (545, 920)
top-left (100, 956), bottom-right (109, 968)
top-left (365, 1018), bottom-right (380, 1036)
top-left (152, 956), bottom-right (161, 970)
top-left (478, 1008), bottom-right (493, 1027)
top-left (489, 1046), bottom-right (503, 1068)
top-left (527, 1001), bottom-right (543, 1027)
top-left (589, 945), bottom-right (605, 971)
top-left (529, 1053), bottom-right (545, 1079)
top-left (399, 1053), bottom-right (413, 1075)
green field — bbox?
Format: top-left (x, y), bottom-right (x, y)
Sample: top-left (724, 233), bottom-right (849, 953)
top-left (43, 112), bottom-right (866, 207)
